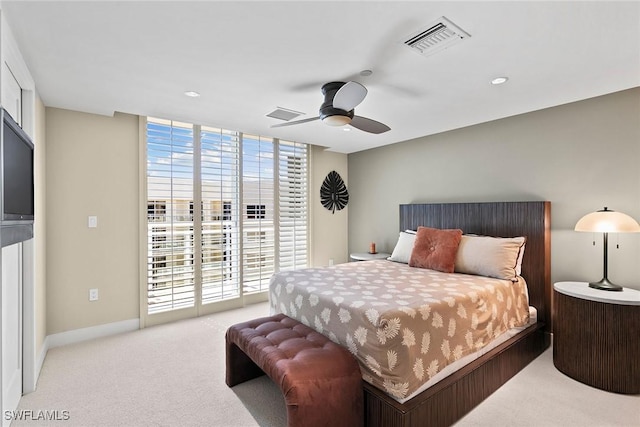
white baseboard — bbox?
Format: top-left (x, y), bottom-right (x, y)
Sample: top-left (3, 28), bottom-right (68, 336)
top-left (46, 318), bottom-right (140, 349)
top-left (35, 337), bottom-right (49, 384)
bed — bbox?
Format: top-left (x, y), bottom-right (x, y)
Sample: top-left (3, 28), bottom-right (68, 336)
top-left (270, 201), bottom-right (551, 426)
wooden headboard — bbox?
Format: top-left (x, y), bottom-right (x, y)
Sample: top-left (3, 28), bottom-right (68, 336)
top-left (400, 201), bottom-right (551, 329)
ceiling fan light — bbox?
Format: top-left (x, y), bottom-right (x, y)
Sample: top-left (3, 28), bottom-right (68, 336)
top-left (323, 115), bottom-right (352, 126)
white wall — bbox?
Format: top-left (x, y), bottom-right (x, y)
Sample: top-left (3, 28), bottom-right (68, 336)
top-left (348, 88), bottom-right (640, 290)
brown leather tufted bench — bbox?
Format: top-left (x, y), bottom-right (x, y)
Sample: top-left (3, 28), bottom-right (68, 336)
top-left (225, 313), bottom-right (363, 427)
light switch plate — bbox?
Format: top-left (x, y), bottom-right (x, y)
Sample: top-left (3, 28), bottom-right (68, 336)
top-left (88, 216), bottom-right (98, 228)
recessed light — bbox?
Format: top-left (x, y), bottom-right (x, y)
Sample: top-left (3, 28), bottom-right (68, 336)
top-left (360, 69), bottom-right (373, 77)
top-left (491, 77), bottom-right (509, 85)
top-left (184, 91), bottom-right (200, 97)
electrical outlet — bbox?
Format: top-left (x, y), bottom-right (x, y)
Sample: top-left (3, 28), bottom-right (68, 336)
top-left (89, 288), bottom-right (99, 301)
top-left (329, 258), bottom-right (334, 266)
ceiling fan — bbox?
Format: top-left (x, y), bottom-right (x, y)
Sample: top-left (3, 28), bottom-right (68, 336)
top-left (271, 81), bottom-right (390, 134)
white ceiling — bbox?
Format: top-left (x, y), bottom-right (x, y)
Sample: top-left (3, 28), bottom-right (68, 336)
top-left (2, 1), bottom-right (639, 154)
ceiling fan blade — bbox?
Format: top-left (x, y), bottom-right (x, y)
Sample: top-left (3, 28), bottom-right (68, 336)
top-left (271, 116), bottom-right (320, 128)
top-left (350, 116), bottom-right (391, 134)
top-left (333, 81), bottom-right (368, 111)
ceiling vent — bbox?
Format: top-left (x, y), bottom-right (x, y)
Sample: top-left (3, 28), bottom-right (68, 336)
top-left (266, 107), bottom-right (304, 121)
top-left (403, 16), bottom-right (471, 57)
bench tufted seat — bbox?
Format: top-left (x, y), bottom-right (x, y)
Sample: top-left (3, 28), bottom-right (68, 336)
top-left (225, 313), bottom-right (363, 427)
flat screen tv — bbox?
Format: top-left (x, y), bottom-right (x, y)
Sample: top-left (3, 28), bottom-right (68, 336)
top-left (1, 107), bottom-right (34, 222)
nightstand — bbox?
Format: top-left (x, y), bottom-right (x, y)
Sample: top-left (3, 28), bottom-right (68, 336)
top-left (349, 252), bottom-right (390, 261)
top-left (553, 281), bottom-right (640, 394)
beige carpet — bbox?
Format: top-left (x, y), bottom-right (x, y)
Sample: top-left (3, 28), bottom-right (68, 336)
top-left (13, 302), bottom-right (640, 426)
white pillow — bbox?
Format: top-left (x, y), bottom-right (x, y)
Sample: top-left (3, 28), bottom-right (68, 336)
top-left (515, 242), bottom-right (526, 276)
top-left (387, 230), bottom-right (416, 263)
top-left (454, 235), bottom-right (526, 281)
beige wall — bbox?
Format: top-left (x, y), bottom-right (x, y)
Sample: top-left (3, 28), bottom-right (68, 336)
top-left (40, 88), bottom-right (640, 335)
top-left (348, 88), bottom-right (640, 291)
top-left (34, 95), bottom-right (46, 353)
top-left (310, 145), bottom-right (349, 266)
top-left (45, 110), bottom-right (349, 334)
top-left (46, 109), bottom-right (140, 334)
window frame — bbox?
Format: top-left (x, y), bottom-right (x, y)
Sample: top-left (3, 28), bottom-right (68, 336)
top-left (139, 117), bottom-right (309, 327)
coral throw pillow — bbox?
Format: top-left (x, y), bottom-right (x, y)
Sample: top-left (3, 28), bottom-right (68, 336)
top-left (409, 226), bottom-right (463, 273)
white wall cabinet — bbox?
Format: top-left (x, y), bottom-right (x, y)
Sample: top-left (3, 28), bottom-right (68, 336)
top-left (0, 9), bottom-right (37, 426)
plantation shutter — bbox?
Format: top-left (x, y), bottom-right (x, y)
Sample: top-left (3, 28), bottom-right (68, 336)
top-left (145, 118), bottom-right (308, 316)
top-left (278, 140), bottom-right (308, 271)
top-left (146, 118), bottom-right (195, 313)
top-left (200, 126), bottom-right (241, 303)
top-left (242, 135), bottom-right (275, 293)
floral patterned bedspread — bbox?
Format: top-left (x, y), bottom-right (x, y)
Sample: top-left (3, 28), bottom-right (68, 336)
top-left (269, 259), bottom-right (530, 400)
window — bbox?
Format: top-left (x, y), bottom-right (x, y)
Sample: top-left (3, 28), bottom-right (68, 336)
top-left (147, 201), bottom-right (166, 223)
top-left (242, 135), bottom-right (274, 293)
top-left (278, 141), bottom-right (308, 271)
top-left (145, 118), bottom-right (308, 316)
top-left (200, 125), bottom-right (241, 304)
top-left (246, 204), bottom-right (266, 219)
top-left (146, 119), bottom-right (195, 314)
top-left (209, 201), bottom-right (232, 221)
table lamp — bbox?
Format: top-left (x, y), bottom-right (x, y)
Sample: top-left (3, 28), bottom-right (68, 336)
top-left (574, 207), bottom-right (640, 291)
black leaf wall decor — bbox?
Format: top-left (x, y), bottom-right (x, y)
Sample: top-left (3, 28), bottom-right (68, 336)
top-left (320, 170), bottom-right (349, 214)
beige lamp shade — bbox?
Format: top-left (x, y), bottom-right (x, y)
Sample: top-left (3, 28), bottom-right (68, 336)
top-left (575, 207), bottom-right (640, 233)
top-left (575, 207), bottom-right (639, 291)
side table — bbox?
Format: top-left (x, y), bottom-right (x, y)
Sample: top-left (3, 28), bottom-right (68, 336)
top-left (349, 252), bottom-right (390, 261)
top-left (553, 281), bottom-right (640, 394)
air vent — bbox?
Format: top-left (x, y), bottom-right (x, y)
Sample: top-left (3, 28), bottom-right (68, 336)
top-left (266, 107), bottom-right (304, 121)
top-left (403, 16), bottom-right (470, 57)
